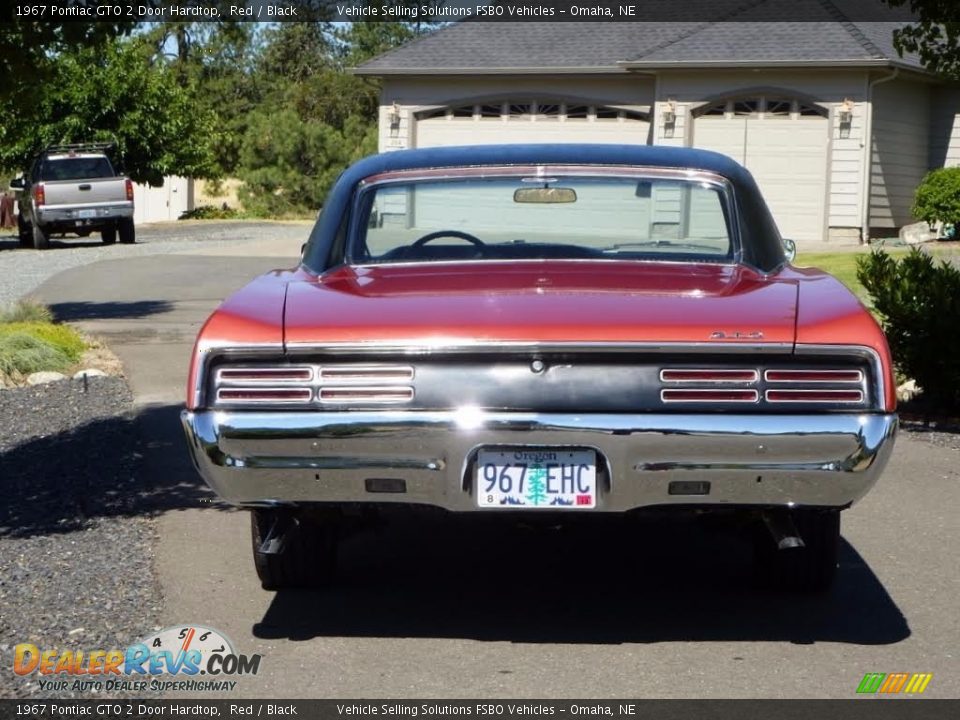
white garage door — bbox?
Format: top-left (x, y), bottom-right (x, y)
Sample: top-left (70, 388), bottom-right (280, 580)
top-left (415, 101), bottom-right (650, 148)
top-left (693, 98), bottom-right (829, 243)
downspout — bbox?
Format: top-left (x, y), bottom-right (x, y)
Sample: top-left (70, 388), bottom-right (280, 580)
top-left (861, 67), bottom-right (899, 243)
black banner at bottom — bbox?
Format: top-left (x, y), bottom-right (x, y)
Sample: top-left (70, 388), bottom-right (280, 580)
top-left (0, 700), bottom-right (957, 720)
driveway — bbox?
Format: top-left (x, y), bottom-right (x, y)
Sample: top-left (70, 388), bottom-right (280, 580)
top-left (12, 222), bottom-right (960, 698)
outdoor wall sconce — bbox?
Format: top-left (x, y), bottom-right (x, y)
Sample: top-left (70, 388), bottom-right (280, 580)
top-left (838, 98), bottom-right (853, 138)
top-left (663, 100), bottom-right (677, 138)
top-left (388, 103), bottom-right (402, 137)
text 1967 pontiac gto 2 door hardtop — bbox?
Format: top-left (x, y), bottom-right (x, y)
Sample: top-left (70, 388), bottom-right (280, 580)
top-left (181, 145), bottom-right (897, 592)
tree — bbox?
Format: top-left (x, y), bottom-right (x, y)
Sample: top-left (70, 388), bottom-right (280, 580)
top-left (0, 17), bottom-right (135, 112)
top-left (0, 37), bottom-right (220, 186)
top-left (237, 109), bottom-right (376, 216)
top-left (885, 1), bottom-right (960, 78)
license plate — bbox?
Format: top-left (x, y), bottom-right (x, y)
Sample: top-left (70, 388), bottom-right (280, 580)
top-left (476, 449), bottom-right (597, 509)
top-left (76, 209), bottom-right (96, 219)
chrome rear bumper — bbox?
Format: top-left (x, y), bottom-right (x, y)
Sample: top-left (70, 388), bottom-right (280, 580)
top-left (180, 410), bottom-right (897, 511)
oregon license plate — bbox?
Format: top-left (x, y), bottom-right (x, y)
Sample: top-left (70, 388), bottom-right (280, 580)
top-left (476, 448), bottom-right (597, 509)
top-left (76, 209), bottom-right (96, 218)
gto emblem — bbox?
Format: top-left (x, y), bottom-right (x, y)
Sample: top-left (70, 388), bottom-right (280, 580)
top-left (710, 330), bottom-right (764, 340)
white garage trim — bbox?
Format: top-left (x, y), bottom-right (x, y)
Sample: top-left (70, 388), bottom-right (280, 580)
top-left (692, 95), bottom-right (830, 244)
top-left (413, 99), bottom-right (652, 148)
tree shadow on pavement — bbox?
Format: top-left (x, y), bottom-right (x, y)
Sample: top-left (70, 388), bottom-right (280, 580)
top-left (0, 403), bottom-right (226, 539)
top-left (253, 515), bottom-right (910, 646)
top-left (49, 299), bottom-right (173, 321)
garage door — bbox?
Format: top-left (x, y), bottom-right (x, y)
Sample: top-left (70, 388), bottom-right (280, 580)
top-left (693, 97), bottom-right (829, 243)
top-left (415, 101), bottom-right (650, 148)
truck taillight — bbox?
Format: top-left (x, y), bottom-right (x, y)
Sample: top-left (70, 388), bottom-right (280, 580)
top-left (33, 183), bottom-right (45, 206)
top-left (125, 178), bottom-right (134, 201)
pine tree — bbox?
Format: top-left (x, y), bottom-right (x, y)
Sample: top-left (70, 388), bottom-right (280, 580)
top-left (526, 464), bottom-right (548, 506)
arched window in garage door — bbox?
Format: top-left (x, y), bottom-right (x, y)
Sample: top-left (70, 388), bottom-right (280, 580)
top-left (414, 101), bottom-right (651, 148)
top-left (693, 96), bottom-right (829, 243)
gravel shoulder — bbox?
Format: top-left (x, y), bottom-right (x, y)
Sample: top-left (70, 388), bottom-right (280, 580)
top-left (0, 377), bottom-right (161, 698)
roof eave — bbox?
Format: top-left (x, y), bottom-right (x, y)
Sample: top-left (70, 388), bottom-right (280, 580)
top-left (617, 58), bottom-right (925, 72)
top-left (351, 65), bottom-right (632, 76)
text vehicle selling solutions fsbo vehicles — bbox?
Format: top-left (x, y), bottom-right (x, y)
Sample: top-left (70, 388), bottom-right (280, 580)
top-left (181, 145), bottom-right (897, 593)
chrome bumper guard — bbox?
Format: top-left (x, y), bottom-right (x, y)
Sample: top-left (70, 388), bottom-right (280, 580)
top-left (180, 410), bottom-right (897, 511)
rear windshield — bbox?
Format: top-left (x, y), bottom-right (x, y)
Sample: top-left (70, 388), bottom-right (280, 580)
top-left (40, 156), bottom-right (115, 181)
top-left (352, 174), bottom-right (734, 265)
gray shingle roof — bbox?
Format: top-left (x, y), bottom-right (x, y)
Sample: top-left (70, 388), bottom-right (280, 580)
top-left (354, 0), bottom-right (925, 75)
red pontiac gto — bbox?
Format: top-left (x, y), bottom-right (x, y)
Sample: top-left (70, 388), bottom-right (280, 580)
top-left (181, 145), bottom-right (897, 592)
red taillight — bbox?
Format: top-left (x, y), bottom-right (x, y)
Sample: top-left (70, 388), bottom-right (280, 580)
top-left (661, 369), bottom-right (758, 383)
top-left (217, 367), bottom-right (313, 382)
top-left (766, 389), bottom-right (864, 403)
top-left (319, 366), bottom-right (414, 383)
top-left (319, 387), bottom-right (414, 403)
top-left (125, 178), bottom-right (134, 202)
top-left (765, 369), bottom-right (862, 383)
top-left (661, 389), bottom-right (759, 403)
top-left (216, 388), bottom-right (312, 403)
top-left (33, 183), bottom-right (45, 206)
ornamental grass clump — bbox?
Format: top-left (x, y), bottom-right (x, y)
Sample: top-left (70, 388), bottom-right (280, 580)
top-left (0, 301), bottom-right (87, 380)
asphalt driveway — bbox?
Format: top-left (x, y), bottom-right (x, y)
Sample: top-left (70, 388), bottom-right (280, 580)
top-left (7, 222), bottom-right (960, 698)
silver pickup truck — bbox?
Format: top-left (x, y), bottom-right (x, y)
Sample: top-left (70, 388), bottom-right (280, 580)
top-left (10, 144), bottom-right (135, 250)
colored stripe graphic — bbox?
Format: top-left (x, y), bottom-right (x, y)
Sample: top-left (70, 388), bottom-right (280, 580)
top-left (880, 673), bottom-right (909, 693)
top-left (904, 673), bottom-right (933, 694)
top-left (857, 672), bottom-right (932, 694)
top-left (857, 673), bottom-right (885, 693)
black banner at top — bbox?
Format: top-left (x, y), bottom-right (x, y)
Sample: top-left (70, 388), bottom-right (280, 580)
top-left (1, 0), bottom-right (950, 24)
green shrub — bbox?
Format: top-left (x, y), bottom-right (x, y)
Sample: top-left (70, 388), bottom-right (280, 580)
top-left (912, 167), bottom-right (960, 227)
top-left (0, 332), bottom-right (74, 376)
top-left (0, 300), bottom-right (53, 324)
top-left (856, 249), bottom-right (960, 409)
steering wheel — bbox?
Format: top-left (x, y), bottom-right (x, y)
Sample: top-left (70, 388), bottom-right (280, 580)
top-left (411, 230), bottom-right (486, 248)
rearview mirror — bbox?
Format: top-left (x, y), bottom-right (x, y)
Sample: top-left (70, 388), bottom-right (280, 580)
top-left (782, 237), bottom-right (797, 262)
top-left (514, 187), bottom-right (577, 204)
top-left (9, 177), bottom-right (24, 190)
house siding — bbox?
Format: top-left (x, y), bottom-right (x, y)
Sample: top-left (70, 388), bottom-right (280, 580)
top-left (870, 79), bottom-right (931, 230)
top-left (930, 85), bottom-right (960, 169)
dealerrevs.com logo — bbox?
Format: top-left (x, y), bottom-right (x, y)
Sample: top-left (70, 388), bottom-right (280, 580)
top-left (13, 625), bottom-right (262, 693)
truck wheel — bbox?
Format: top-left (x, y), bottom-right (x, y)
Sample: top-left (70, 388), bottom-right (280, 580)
top-left (118, 218), bottom-right (136, 244)
top-left (754, 509), bottom-right (840, 593)
top-left (251, 509), bottom-right (338, 590)
top-left (32, 223), bottom-right (50, 250)
top-left (101, 225), bottom-right (117, 245)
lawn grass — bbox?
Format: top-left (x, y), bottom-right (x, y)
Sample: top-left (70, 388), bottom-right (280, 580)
top-left (796, 243), bottom-right (959, 300)
top-left (0, 301), bottom-right (87, 380)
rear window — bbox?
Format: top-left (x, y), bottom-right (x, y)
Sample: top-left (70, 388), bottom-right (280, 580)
top-left (40, 156), bottom-right (115, 181)
top-left (352, 174), bottom-right (734, 265)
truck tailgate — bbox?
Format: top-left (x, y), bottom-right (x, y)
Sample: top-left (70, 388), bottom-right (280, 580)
top-left (41, 178), bottom-right (128, 207)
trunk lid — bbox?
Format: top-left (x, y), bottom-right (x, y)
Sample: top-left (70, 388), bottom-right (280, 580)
top-left (283, 261), bottom-right (798, 348)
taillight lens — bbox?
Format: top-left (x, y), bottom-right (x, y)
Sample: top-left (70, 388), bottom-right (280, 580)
top-left (217, 388), bottom-right (312, 403)
top-left (33, 183), bottom-right (45, 206)
top-left (661, 389), bottom-right (759, 403)
top-left (661, 369), bottom-right (758, 383)
top-left (766, 389), bottom-right (864, 403)
top-left (125, 178), bottom-right (134, 201)
top-left (765, 369), bottom-right (862, 383)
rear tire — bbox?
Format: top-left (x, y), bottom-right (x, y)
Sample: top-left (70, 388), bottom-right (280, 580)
top-left (32, 222), bottom-right (50, 250)
top-left (754, 509), bottom-right (840, 593)
top-left (118, 217), bottom-right (135, 244)
top-left (101, 225), bottom-right (117, 245)
top-left (251, 509), bottom-right (338, 590)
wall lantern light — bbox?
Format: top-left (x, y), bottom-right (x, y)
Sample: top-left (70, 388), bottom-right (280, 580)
top-left (838, 98), bottom-right (854, 125)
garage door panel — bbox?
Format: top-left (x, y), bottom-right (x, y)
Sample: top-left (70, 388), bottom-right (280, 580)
top-left (695, 114), bottom-right (827, 243)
